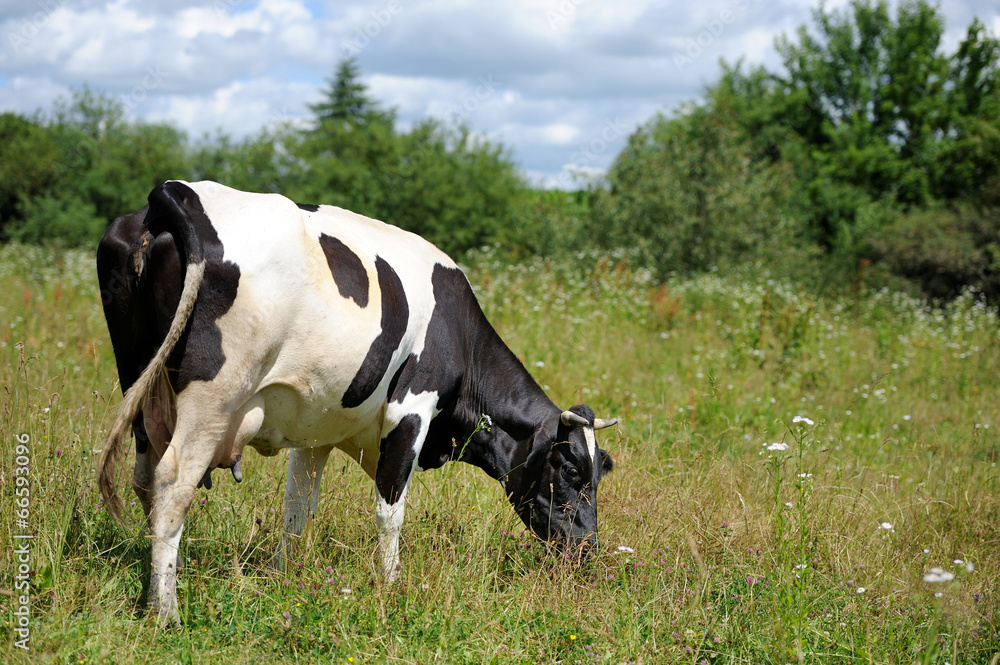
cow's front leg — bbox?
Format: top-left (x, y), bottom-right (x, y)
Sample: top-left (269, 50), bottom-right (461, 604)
top-left (374, 414), bottom-right (424, 581)
top-left (147, 406), bottom-right (224, 627)
top-left (375, 490), bottom-right (408, 582)
top-left (271, 446), bottom-right (333, 571)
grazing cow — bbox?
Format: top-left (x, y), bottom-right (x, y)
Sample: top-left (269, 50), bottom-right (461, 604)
top-left (96, 180), bottom-right (617, 626)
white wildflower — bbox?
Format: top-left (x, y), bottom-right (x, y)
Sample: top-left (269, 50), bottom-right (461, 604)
top-left (792, 415), bottom-right (815, 426)
top-left (767, 442), bottom-right (789, 451)
top-left (879, 522), bottom-right (894, 531)
top-left (856, 587), bottom-right (866, 594)
top-left (616, 546), bottom-right (635, 554)
top-left (923, 567), bottom-right (955, 583)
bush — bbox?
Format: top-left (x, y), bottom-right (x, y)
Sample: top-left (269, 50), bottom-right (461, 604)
top-left (587, 105), bottom-right (805, 280)
top-left (867, 205), bottom-right (1000, 301)
top-left (6, 194), bottom-right (106, 248)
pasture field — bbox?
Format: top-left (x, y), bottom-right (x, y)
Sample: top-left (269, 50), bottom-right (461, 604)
top-left (1, 243), bottom-right (998, 664)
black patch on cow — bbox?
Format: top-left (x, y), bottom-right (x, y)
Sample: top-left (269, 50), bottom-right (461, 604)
top-left (143, 182), bottom-right (242, 392)
top-left (388, 265), bottom-right (466, 410)
top-left (375, 414), bottom-right (421, 504)
top-left (386, 354), bottom-right (413, 403)
top-left (296, 202), bottom-right (320, 212)
top-left (149, 231), bottom-right (182, 340)
top-left (98, 205), bottom-right (155, 394)
top-left (318, 234), bottom-right (369, 308)
top-left (393, 263), bottom-right (559, 481)
top-left (98, 205), bottom-right (159, 454)
top-left (341, 257), bottom-right (409, 408)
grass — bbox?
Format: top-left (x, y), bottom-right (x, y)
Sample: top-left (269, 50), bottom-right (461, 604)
top-left (1, 242), bottom-right (998, 664)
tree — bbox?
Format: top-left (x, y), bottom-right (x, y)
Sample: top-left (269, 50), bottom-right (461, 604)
top-left (588, 103), bottom-right (799, 279)
top-left (594, 0), bottom-right (1000, 299)
top-left (309, 57), bottom-right (393, 127)
top-left (0, 113), bottom-right (61, 240)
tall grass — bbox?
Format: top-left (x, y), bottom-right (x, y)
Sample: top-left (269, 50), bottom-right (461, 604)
top-left (1, 243), bottom-right (998, 664)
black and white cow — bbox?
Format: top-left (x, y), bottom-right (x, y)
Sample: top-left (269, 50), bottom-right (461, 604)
top-left (96, 180), bottom-right (617, 626)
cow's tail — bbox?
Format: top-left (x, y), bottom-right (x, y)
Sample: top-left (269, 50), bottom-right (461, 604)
top-left (98, 182), bottom-right (206, 524)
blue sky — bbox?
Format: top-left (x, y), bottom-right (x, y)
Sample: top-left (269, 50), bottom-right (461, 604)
top-left (2, 0), bottom-right (998, 188)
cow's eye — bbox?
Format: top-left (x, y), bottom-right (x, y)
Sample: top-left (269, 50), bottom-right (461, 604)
top-left (562, 465), bottom-right (580, 481)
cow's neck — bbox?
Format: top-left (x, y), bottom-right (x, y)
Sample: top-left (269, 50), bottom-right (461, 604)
top-left (450, 322), bottom-right (558, 483)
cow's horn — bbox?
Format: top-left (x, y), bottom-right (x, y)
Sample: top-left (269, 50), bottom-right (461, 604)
top-left (560, 411), bottom-right (590, 427)
top-left (231, 455), bottom-right (243, 483)
top-left (593, 418), bottom-right (618, 430)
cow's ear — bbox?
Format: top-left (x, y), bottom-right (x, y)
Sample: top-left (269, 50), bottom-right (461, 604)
top-left (526, 428), bottom-right (554, 473)
top-left (599, 449), bottom-right (614, 476)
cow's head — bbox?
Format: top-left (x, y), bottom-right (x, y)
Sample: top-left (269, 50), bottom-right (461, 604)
top-left (513, 404), bottom-right (616, 555)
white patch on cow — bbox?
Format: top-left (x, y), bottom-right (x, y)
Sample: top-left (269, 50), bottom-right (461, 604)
top-left (178, 180), bottom-right (456, 460)
top-left (385, 388), bottom-right (440, 471)
top-left (584, 425), bottom-right (597, 463)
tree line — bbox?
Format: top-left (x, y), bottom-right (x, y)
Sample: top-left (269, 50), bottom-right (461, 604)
top-left (0, 58), bottom-right (530, 258)
top-left (2, 0), bottom-right (998, 303)
top-left (588, 0), bottom-right (1000, 300)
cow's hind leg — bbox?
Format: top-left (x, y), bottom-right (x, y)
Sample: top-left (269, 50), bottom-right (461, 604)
top-left (147, 396), bottom-right (228, 626)
top-left (131, 416), bottom-right (157, 521)
top-left (271, 446), bottom-right (333, 571)
top-left (374, 413), bottom-right (427, 582)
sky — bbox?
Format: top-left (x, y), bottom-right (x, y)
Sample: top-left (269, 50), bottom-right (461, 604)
top-left (2, 0), bottom-right (998, 188)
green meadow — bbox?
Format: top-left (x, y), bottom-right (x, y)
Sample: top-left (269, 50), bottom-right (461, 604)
top-left (1, 243), bottom-right (998, 664)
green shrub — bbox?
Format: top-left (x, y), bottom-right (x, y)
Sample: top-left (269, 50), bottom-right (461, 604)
top-left (6, 194), bottom-right (106, 247)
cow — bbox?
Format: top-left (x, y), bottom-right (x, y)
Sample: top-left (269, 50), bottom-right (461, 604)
top-left (96, 180), bottom-right (617, 626)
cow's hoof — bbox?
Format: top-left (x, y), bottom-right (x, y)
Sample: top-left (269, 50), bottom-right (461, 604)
top-left (150, 595), bottom-right (181, 628)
